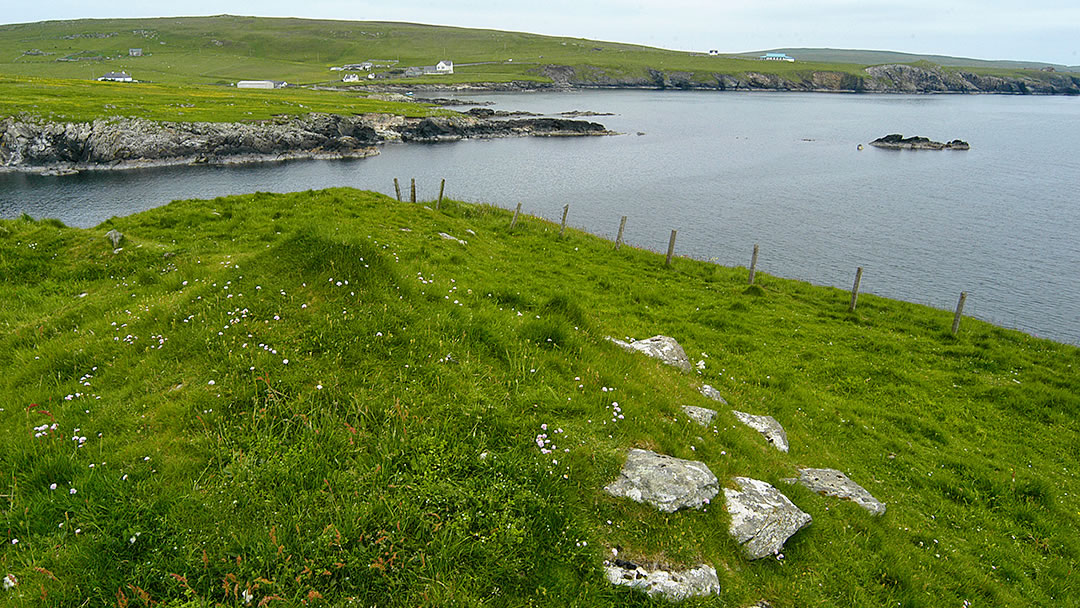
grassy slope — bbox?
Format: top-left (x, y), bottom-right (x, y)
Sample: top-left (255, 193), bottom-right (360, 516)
top-left (741, 48), bottom-right (1073, 71)
top-left (0, 75), bottom-right (445, 123)
top-left (1, 189), bottom-right (1077, 606)
top-left (0, 16), bottom-right (867, 87)
top-left (1, 16), bottom-right (1073, 125)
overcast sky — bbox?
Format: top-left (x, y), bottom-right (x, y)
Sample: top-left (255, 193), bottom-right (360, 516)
top-left (6, 1), bottom-right (1079, 65)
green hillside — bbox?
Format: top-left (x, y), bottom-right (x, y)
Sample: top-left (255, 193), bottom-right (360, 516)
top-left (742, 48), bottom-right (1074, 71)
top-left (0, 15), bottom-right (877, 87)
top-left (1, 189), bottom-right (1077, 606)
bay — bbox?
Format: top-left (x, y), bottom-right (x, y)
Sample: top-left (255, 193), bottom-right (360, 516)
top-left (1, 90), bottom-right (1078, 344)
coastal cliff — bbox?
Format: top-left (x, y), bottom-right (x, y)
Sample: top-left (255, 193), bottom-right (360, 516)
top-left (0, 113), bottom-right (611, 173)
top-left (523, 62), bottom-right (1080, 94)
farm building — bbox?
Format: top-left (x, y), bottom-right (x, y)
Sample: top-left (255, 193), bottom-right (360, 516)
top-left (97, 71), bottom-right (133, 82)
top-left (237, 80), bottom-right (287, 89)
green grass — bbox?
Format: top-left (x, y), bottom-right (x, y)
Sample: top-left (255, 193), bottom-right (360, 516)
top-left (1, 189), bottom-right (1078, 606)
top-left (0, 16), bottom-right (867, 88)
top-left (0, 75), bottom-right (448, 123)
top-left (4, 16), bottom-right (1072, 125)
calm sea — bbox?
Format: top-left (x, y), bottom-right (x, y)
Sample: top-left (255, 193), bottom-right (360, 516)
top-left (2, 91), bottom-right (1078, 344)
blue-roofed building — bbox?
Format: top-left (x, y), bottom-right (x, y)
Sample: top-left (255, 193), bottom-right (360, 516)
top-left (760, 53), bottom-right (795, 62)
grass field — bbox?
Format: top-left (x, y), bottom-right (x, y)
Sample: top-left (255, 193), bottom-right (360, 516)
top-left (0, 75), bottom-right (448, 123)
top-left (1, 16), bottom-right (1073, 126)
top-left (0, 16), bottom-right (867, 87)
top-left (1, 189), bottom-right (1077, 606)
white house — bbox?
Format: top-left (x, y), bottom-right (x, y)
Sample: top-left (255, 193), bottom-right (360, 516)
top-left (435, 60), bottom-right (454, 74)
top-left (760, 52), bottom-right (795, 62)
top-left (342, 73), bottom-right (360, 83)
top-left (97, 71), bottom-right (133, 82)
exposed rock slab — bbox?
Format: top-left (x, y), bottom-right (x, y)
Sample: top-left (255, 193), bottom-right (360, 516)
top-left (870, 134), bottom-right (970, 150)
top-left (604, 449), bottom-right (718, 512)
top-left (605, 560), bottom-right (720, 601)
top-left (699, 384), bottom-right (728, 404)
top-left (785, 468), bottom-right (886, 516)
top-left (725, 477), bottom-right (812, 560)
top-left (608, 335), bottom-right (692, 372)
top-left (732, 411), bottom-right (789, 452)
top-left (681, 405), bottom-right (717, 427)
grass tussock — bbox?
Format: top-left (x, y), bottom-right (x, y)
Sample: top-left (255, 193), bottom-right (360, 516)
top-left (1, 188), bottom-right (1078, 606)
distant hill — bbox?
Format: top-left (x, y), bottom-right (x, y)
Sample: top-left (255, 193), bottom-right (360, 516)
top-left (739, 48), bottom-right (1076, 72)
top-left (1, 15), bottom-right (1078, 107)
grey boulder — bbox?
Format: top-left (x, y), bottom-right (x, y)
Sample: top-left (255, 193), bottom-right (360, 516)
top-left (609, 335), bottom-right (692, 372)
top-left (699, 384), bottom-right (728, 404)
top-left (605, 561), bottom-right (720, 601)
top-left (725, 477), bottom-right (811, 560)
top-left (605, 449), bottom-right (718, 512)
top-left (786, 468), bottom-right (886, 516)
top-left (681, 405), bottom-right (718, 427)
top-left (733, 411), bottom-right (789, 452)
top-left (105, 229), bottom-right (123, 248)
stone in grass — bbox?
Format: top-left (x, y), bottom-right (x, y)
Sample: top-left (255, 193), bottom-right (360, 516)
top-left (605, 449), bottom-right (718, 513)
top-left (725, 477), bottom-right (812, 560)
top-left (732, 411), bottom-right (789, 452)
top-left (681, 405), bottom-right (717, 427)
top-left (438, 232), bottom-right (466, 245)
top-left (105, 229), bottom-right (123, 248)
top-left (605, 560), bottom-right (720, 601)
top-left (785, 468), bottom-right (886, 516)
top-left (699, 384), bottom-right (728, 405)
top-left (608, 335), bottom-right (692, 372)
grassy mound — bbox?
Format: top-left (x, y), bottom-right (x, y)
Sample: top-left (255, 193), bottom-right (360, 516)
top-left (1, 189), bottom-right (1077, 606)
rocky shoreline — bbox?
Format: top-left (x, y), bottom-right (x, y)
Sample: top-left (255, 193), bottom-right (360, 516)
top-left (364, 62), bottom-right (1080, 95)
top-left (0, 113), bottom-right (612, 175)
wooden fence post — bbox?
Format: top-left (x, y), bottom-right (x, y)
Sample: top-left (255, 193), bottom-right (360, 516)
top-left (510, 202), bottom-right (522, 230)
top-left (393, 178), bottom-right (401, 202)
top-left (410, 178), bottom-right (416, 203)
top-left (437, 179), bottom-right (445, 209)
top-left (665, 230), bottom-right (677, 266)
top-left (559, 204), bottom-right (569, 238)
top-left (849, 267), bottom-right (863, 312)
top-left (952, 291), bottom-right (967, 335)
top-left (748, 244), bottom-right (759, 284)
top-left (615, 216), bottom-right (627, 250)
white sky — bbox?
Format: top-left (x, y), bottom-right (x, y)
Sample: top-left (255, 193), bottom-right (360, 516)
top-left (5, 1), bottom-right (1079, 65)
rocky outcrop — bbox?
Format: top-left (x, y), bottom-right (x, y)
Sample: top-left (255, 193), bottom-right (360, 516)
top-left (0, 113), bottom-right (612, 174)
top-left (525, 62), bottom-right (1080, 95)
top-left (732, 411), bottom-right (790, 452)
top-left (785, 468), bottom-right (886, 516)
top-left (605, 561), bottom-right (720, 601)
top-left (398, 116), bottom-right (609, 143)
top-left (725, 477), bottom-right (812, 560)
top-left (604, 449), bottom-right (718, 512)
top-left (608, 335), bottom-right (693, 372)
top-left (870, 134), bottom-right (970, 150)
top-left (681, 405), bottom-right (717, 427)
